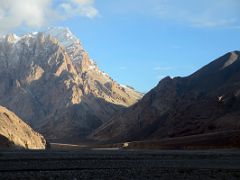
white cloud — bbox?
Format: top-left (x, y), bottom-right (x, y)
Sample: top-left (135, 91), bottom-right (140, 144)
top-left (0, 0), bottom-right (52, 33)
top-left (74, 0), bottom-right (95, 5)
top-left (0, 0), bottom-right (98, 34)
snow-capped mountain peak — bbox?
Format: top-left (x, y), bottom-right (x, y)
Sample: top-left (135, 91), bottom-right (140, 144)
top-left (0, 33), bottom-right (20, 43)
top-left (0, 32), bottom-right (39, 44)
top-left (0, 27), bottom-right (143, 142)
top-left (45, 27), bottom-right (82, 49)
top-left (45, 27), bottom-right (85, 66)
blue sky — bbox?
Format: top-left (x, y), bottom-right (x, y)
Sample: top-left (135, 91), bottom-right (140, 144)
top-left (1, 0), bottom-right (240, 92)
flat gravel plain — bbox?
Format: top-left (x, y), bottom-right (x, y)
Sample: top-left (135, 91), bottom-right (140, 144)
top-left (0, 149), bottom-right (240, 179)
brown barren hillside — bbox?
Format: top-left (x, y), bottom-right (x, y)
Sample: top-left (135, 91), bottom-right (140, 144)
top-left (0, 106), bottom-right (46, 149)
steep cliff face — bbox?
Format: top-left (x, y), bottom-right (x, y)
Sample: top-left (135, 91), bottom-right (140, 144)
top-left (0, 27), bottom-right (142, 142)
top-left (0, 106), bottom-right (46, 149)
top-left (92, 51), bottom-right (240, 142)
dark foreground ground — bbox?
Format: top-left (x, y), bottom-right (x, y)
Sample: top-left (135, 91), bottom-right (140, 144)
top-left (1, 149), bottom-right (240, 180)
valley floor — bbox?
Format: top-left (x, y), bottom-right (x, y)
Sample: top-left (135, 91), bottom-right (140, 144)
top-left (0, 149), bottom-right (240, 179)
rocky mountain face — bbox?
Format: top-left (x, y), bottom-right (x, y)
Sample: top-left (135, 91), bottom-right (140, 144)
top-left (0, 27), bottom-right (142, 142)
top-left (0, 106), bottom-right (46, 149)
top-left (92, 51), bottom-right (240, 142)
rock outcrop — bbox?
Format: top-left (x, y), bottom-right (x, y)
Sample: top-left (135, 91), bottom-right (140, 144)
top-left (92, 51), bottom-right (240, 142)
top-left (0, 106), bottom-right (46, 149)
top-left (0, 27), bottom-right (142, 142)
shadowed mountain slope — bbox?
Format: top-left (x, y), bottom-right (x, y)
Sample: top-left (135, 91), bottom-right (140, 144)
top-left (92, 51), bottom-right (240, 142)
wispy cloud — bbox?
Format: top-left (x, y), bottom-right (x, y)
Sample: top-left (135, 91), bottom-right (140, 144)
top-left (153, 66), bottom-right (173, 71)
top-left (104, 0), bottom-right (240, 28)
top-left (59, 0), bottom-right (98, 19)
top-left (119, 66), bottom-right (127, 70)
top-left (229, 26), bottom-right (240, 30)
top-left (154, 0), bottom-right (240, 28)
top-left (0, 0), bottom-right (98, 34)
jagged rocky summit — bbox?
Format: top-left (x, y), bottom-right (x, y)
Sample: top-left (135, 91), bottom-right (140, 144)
top-left (0, 27), bottom-right (142, 142)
